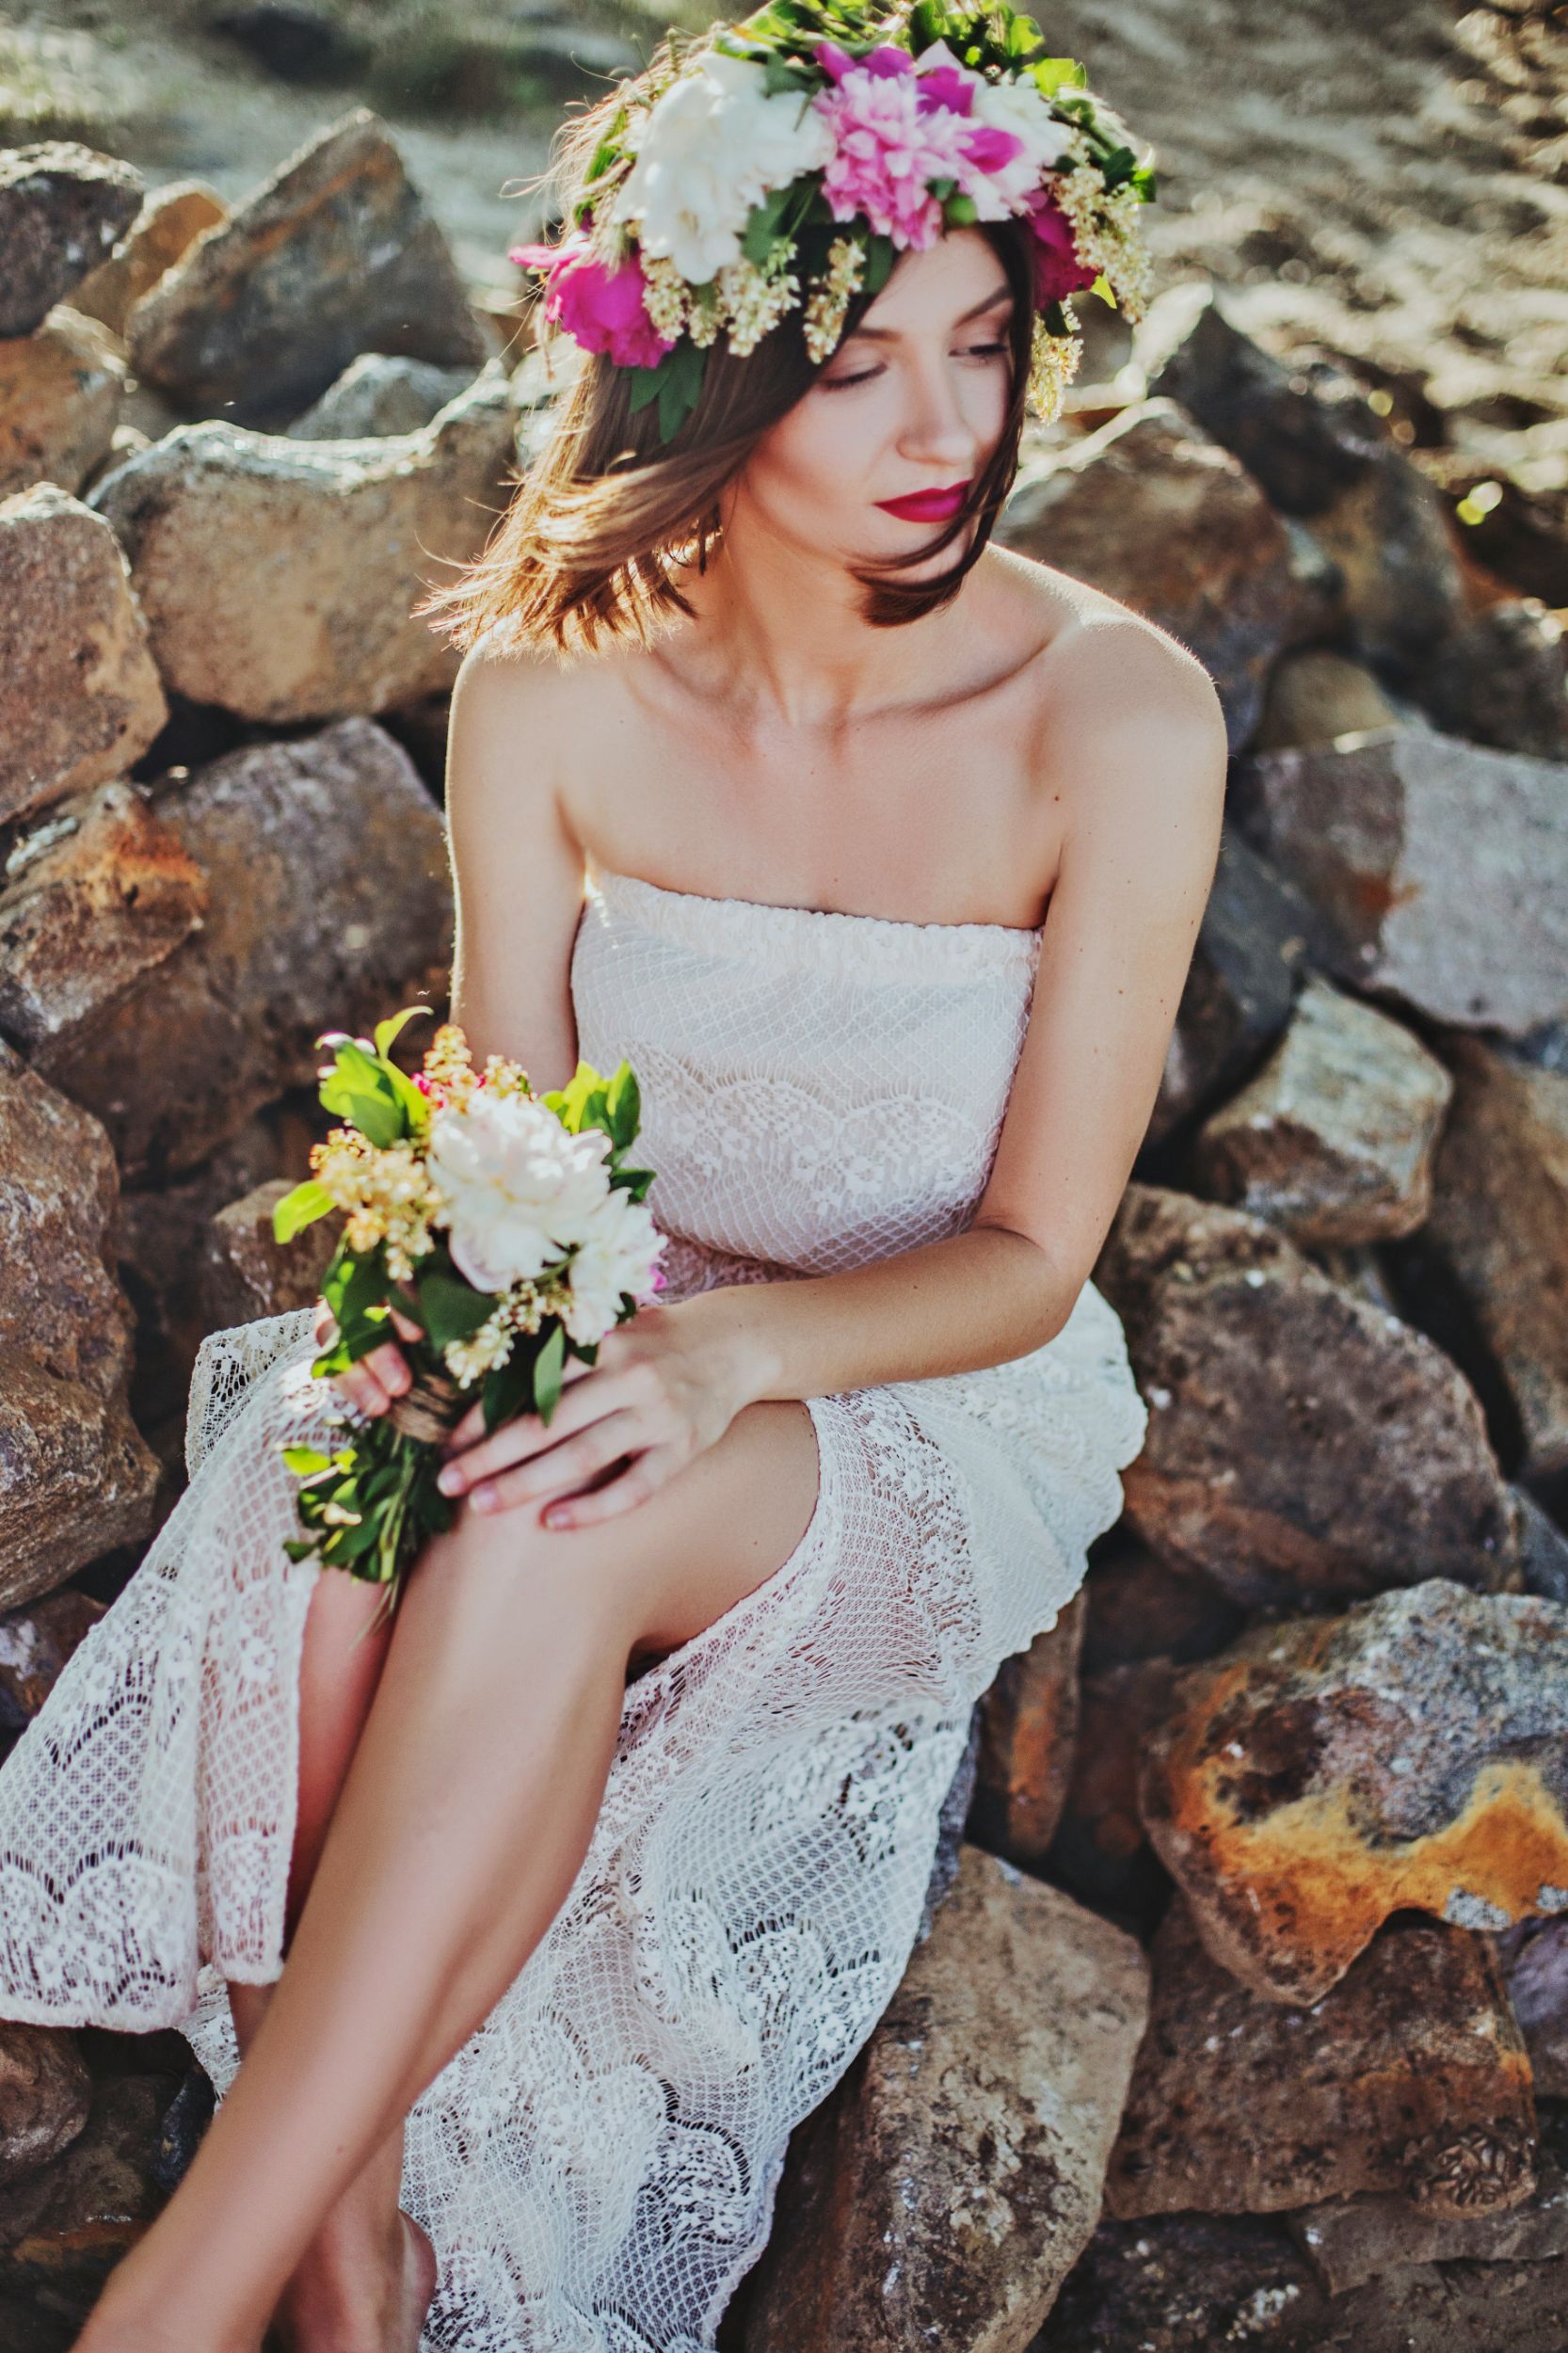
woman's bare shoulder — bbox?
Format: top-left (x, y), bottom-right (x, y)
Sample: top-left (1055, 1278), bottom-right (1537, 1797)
top-left (980, 541), bottom-right (1221, 716)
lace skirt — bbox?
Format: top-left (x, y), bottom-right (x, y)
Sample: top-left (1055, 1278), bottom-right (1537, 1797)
top-left (0, 1240), bottom-right (1146, 2353)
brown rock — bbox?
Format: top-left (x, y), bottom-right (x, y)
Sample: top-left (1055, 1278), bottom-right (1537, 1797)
top-left (0, 1042), bottom-right (160, 1608)
top-left (1105, 1898), bottom-right (1535, 2217)
top-left (0, 145), bottom-right (143, 340)
top-left (1409, 599), bottom-right (1568, 763)
top-left (38, 718), bottom-right (452, 1182)
top-left (1231, 726), bottom-right (1568, 1040)
top-left (1192, 974), bottom-right (1454, 1246)
top-left (1138, 1580), bottom-right (1568, 2006)
top-left (0, 1592), bottom-right (104, 1743)
top-left (0, 778), bottom-right (204, 1053)
top-left (0, 2025), bottom-right (91, 2190)
top-left (968, 1589), bottom-right (1084, 1868)
top-left (1045, 2207), bottom-right (1325, 2351)
top-left (1080, 1531), bottom-right (1247, 1674)
top-left (0, 486), bottom-right (167, 827)
top-left (69, 180), bottom-right (227, 341)
top-left (1286, 2116), bottom-right (1568, 2296)
top-left (88, 364), bottom-right (514, 721)
top-left (1096, 1184), bottom-right (1518, 1610)
top-left (1049, 1657), bottom-right (1181, 1914)
top-left (1256, 647), bottom-right (1405, 752)
top-left (997, 398), bottom-right (1307, 750)
top-left (0, 2073), bottom-right (167, 2337)
top-left (739, 1845), bottom-right (1149, 2353)
top-left (125, 108), bottom-right (488, 423)
top-left (1421, 1038), bottom-right (1568, 1481)
top-left (1500, 1919), bottom-right (1568, 2099)
top-left (200, 1176), bottom-right (344, 1334)
top-left (0, 306), bottom-right (126, 499)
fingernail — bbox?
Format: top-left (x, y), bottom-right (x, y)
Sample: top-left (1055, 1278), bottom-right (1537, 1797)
top-left (438, 1466), bottom-right (463, 1495)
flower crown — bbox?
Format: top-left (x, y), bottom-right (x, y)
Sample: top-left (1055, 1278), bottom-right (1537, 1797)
top-left (509, 0), bottom-right (1158, 442)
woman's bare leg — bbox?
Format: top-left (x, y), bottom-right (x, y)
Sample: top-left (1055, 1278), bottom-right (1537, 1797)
top-left (77, 1397), bottom-right (820, 2353)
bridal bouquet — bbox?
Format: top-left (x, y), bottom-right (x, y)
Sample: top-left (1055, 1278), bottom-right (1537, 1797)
top-left (270, 1008), bottom-right (666, 1620)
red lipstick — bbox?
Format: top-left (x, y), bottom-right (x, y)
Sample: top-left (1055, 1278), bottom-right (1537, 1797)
top-left (874, 480), bottom-right (971, 523)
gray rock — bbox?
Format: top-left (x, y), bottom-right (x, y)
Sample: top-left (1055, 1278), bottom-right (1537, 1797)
top-left (1096, 1184), bottom-right (1518, 1611)
top-left (1498, 1919), bottom-right (1568, 2099)
top-left (998, 398), bottom-right (1310, 751)
top-left (125, 106), bottom-right (489, 422)
top-left (1192, 973), bottom-right (1454, 1246)
top-left (1138, 1580), bottom-right (1568, 2005)
top-left (37, 717), bottom-right (452, 1182)
top-left (88, 364), bottom-right (515, 721)
top-left (1255, 646), bottom-right (1406, 752)
top-left (0, 144), bottom-right (143, 339)
top-left (1230, 726), bottom-right (1568, 1040)
top-left (1287, 2122), bottom-right (1568, 2295)
top-left (740, 1845), bottom-right (1149, 2352)
top-left (1409, 600), bottom-right (1568, 763)
top-left (200, 1175), bottom-right (344, 1346)
top-left (0, 485), bottom-right (167, 827)
top-left (1042, 2207), bottom-right (1324, 2351)
top-left (286, 351), bottom-right (481, 439)
top-left (69, 180), bottom-right (227, 344)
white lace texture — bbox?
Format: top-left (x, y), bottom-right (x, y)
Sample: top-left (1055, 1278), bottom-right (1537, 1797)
top-left (0, 863), bottom-right (1148, 2353)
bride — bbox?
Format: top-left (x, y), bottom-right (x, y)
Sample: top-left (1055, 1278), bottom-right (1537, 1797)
top-left (0, 9), bottom-right (1224, 2349)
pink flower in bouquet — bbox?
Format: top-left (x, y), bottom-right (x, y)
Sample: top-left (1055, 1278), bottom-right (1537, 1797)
top-left (812, 40), bottom-right (1030, 248)
top-left (1024, 186), bottom-right (1097, 304)
top-left (509, 233), bottom-right (674, 371)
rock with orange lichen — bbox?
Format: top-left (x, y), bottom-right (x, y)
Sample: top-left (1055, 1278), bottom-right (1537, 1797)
top-left (968, 1588), bottom-right (1085, 1869)
top-left (1137, 1578), bottom-right (1568, 2006)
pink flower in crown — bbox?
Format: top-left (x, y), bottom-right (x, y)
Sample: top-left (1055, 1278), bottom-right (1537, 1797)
top-left (1022, 186), bottom-right (1097, 305)
top-left (811, 40), bottom-right (1032, 249)
top-left (509, 232), bottom-right (673, 371)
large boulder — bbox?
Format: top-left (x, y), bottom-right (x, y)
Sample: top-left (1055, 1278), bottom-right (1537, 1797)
top-left (0, 306), bottom-right (126, 500)
top-left (1230, 726), bottom-right (1568, 1041)
top-left (35, 718), bottom-right (452, 1182)
top-left (0, 145), bottom-right (143, 339)
top-left (285, 352), bottom-right (482, 440)
top-left (1419, 1038), bottom-right (1568, 1481)
top-left (1138, 1580), bottom-right (1568, 2005)
top-left (0, 2024), bottom-right (91, 2190)
top-left (0, 486), bottom-right (167, 827)
top-left (125, 107), bottom-right (489, 423)
top-left (1096, 1184), bottom-right (1519, 1610)
top-left (1191, 973), bottom-right (1454, 1247)
top-left (997, 398), bottom-right (1313, 751)
top-left (739, 1845), bottom-right (1148, 2352)
top-left (0, 1590), bottom-right (106, 1748)
top-left (1105, 1897), bottom-right (1536, 2217)
top-left (1406, 599), bottom-right (1568, 764)
top-left (69, 179), bottom-right (227, 342)
top-left (88, 365), bottom-right (514, 720)
top-left (0, 1042), bottom-right (160, 1609)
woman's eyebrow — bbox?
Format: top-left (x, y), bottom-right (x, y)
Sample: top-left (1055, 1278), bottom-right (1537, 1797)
top-left (849, 283), bottom-right (1015, 342)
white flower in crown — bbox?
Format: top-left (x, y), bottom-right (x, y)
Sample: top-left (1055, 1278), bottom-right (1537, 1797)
top-left (613, 50), bottom-right (835, 285)
top-left (560, 1187), bottom-right (666, 1343)
top-left (425, 1088), bottom-right (615, 1293)
top-left (967, 69), bottom-right (1081, 176)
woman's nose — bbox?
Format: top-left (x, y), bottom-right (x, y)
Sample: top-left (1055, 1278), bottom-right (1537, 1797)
top-left (898, 364), bottom-right (980, 472)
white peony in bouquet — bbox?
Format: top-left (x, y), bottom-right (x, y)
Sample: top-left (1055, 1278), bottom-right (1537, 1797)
top-left (271, 1008), bottom-right (666, 1620)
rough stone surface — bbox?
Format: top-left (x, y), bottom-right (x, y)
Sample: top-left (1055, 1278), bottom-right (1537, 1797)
top-left (0, 486), bottom-right (168, 827)
top-left (1498, 1918), bottom-right (1568, 2099)
top-left (69, 181), bottom-right (227, 342)
top-left (0, 1591), bottom-right (105, 1745)
top-left (1105, 1898), bottom-right (1536, 2217)
top-left (125, 107), bottom-right (488, 421)
top-left (737, 1844), bottom-right (1149, 2353)
top-left (1410, 599), bottom-right (1568, 763)
top-left (1050, 1657), bottom-right (1182, 1917)
top-left (1096, 1184), bottom-right (1519, 1610)
top-left (1192, 973), bottom-right (1454, 1246)
top-left (968, 1590), bottom-right (1084, 1869)
top-left (0, 778), bottom-right (204, 1055)
top-left (199, 1175), bottom-right (344, 1337)
top-left (0, 2073), bottom-right (168, 2345)
top-left (1042, 2206), bottom-right (1326, 2351)
top-left (0, 145), bottom-right (143, 340)
top-left (1139, 1580), bottom-right (1568, 2005)
top-left (285, 351), bottom-right (481, 439)
top-left (1151, 826), bottom-right (1325, 1145)
top-left (1421, 1037), bottom-right (1568, 1481)
top-left (0, 1041), bottom-right (160, 1609)
top-left (1137, 280), bottom-right (1468, 666)
top-left (0, 2025), bottom-right (91, 2191)
top-left (88, 364), bottom-right (514, 720)
top-left (1081, 1532), bottom-right (1247, 1675)
top-left (38, 718), bottom-right (452, 1182)
top-left (1255, 646), bottom-right (1405, 751)
top-left (1231, 725), bottom-right (1568, 1039)
top-left (998, 399), bottom-right (1308, 750)
top-left (0, 307), bottom-right (126, 501)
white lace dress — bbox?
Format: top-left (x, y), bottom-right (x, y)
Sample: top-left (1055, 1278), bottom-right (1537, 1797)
top-left (0, 863), bottom-right (1148, 2353)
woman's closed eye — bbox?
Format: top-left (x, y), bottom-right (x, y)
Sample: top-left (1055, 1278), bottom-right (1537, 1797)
top-left (819, 340), bottom-right (1009, 392)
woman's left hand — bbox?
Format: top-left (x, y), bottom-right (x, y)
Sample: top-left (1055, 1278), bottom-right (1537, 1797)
top-left (432, 1304), bottom-right (758, 1530)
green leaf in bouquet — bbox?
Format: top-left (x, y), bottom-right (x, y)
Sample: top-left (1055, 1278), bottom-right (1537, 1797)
top-left (610, 1162), bottom-right (656, 1203)
top-left (373, 1005), bottom-right (431, 1062)
top-left (533, 1322), bottom-right (567, 1422)
top-left (417, 1267), bottom-right (501, 1349)
top-left (1031, 55), bottom-right (1086, 96)
top-left (272, 1179), bottom-right (338, 1244)
top-left (280, 1444), bottom-right (335, 1476)
top-left (318, 1040), bottom-right (409, 1148)
top-left (481, 1351), bottom-right (534, 1435)
top-left (282, 1537), bottom-right (317, 1562)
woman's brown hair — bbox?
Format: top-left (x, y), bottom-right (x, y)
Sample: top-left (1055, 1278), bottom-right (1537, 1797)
top-left (415, 97), bottom-right (1040, 660)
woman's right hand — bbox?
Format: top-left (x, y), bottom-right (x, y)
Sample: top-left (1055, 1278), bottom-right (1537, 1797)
top-left (313, 1296), bottom-right (424, 1417)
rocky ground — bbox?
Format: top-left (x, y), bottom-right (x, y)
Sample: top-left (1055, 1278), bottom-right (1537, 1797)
top-left (0, 17), bottom-right (1567, 2351)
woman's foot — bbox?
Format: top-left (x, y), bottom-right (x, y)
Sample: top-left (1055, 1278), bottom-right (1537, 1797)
top-left (270, 2208), bottom-right (438, 2353)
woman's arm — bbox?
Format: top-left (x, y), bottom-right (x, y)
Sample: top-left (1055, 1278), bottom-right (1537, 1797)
top-left (678, 622), bottom-right (1229, 1404)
